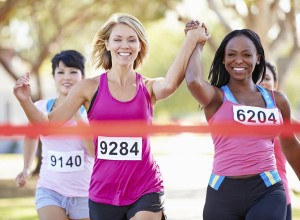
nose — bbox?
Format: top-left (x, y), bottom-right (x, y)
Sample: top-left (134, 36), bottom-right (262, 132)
top-left (234, 55), bottom-right (243, 64)
top-left (63, 72), bottom-right (72, 80)
top-left (121, 40), bottom-right (129, 48)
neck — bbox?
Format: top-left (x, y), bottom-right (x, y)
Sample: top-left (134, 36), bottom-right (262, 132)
top-left (107, 67), bottom-right (136, 86)
top-left (227, 81), bottom-right (257, 93)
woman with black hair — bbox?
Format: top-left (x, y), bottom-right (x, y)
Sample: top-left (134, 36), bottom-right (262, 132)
top-left (185, 23), bottom-right (300, 220)
top-left (15, 50), bottom-right (93, 220)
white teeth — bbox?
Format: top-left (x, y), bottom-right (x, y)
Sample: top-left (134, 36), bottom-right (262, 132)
top-left (233, 67), bottom-right (245, 71)
top-left (118, 52), bottom-right (131, 56)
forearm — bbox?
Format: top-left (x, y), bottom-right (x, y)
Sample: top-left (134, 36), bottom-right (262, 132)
top-left (165, 35), bottom-right (199, 89)
top-left (20, 98), bottom-right (48, 123)
top-left (185, 43), bottom-right (204, 86)
top-left (280, 135), bottom-right (300, 180)
top-left (22, 137), bottom-right (39, 172)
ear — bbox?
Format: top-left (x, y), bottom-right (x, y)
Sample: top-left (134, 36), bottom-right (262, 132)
top-left (273, 81), bottom-right (279, 90)
top-left (138, 41), bottom-right (141, 52)
top-left (256, 54), bottom-right (261, 65)
top-left (105, 40), bottom-right (110, 51)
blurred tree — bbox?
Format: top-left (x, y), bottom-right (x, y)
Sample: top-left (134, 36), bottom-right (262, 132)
top-left (0, 0), bottom-right (180, 100)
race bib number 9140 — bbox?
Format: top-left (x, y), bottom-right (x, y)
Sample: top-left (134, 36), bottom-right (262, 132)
top-left (47, 150), bottom-right (84, 172)
top-left (233, 105), bottom-right (280, 125)
top-left (97, 136), bottom-right (142, 160)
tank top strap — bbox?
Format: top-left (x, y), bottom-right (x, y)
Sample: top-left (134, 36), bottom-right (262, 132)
top-left (99, 72), bottom-right (108, 91)
top-left (46, 98), bottom-right (56, 113)
top-left (221, 85), bottom-right (276, 108)
top-left (221, 85), bottom-right (238, 104)
top-left (136, 73), bottom-right (152, 106)
top-left (47, 98), bottom-right (85, 115)
top-left (256, 85), bottom-right (276, 108)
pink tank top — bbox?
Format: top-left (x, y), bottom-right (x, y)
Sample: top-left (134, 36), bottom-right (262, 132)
top-left (208, 85), bottom-right (281, 176)
top-left (35, 99), bottom-right (93, 197)
top-left (88, 72), bottom-right (164, 206)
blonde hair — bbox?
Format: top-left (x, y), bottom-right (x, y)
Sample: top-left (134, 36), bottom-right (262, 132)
top-left (91, 13), bottom-right (149, 70)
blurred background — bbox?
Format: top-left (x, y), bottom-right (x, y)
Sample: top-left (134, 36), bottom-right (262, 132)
top-left (1, 0), bottom-right (300, 219)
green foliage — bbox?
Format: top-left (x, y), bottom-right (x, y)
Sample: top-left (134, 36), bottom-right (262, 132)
top-left (141, 18), bottom-right (216, 121)
top-left (0, 0), bottom-right (180, 75)
top-left (141, 19), bottom-right (202, 120)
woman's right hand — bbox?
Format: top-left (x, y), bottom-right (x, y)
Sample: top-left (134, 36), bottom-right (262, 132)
top-left (13, 72), bottom-right (32, 102)
top-left (15, 169), bottom-right (31, 188)
top-left (185, 20), bottom-right (210, 47)
top-left (184, 20), bottom-right (199, 35)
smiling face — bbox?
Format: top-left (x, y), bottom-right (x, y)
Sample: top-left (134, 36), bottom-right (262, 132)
top-left (105, 23), bottom-right (141, 69)
top-left (54, 61), bottom-right (83, 96)
top-left (224, 35), bottom-right (260, 82)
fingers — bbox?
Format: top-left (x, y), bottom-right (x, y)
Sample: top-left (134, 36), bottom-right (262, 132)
top-left (184, 20), bottom-right (200, 35)
top-left (14, 73), bottom-right (31, 89)
top-left (15, 173), bottom-right (26, 188)
top-left (15, 169), bottom-right (31, 187)
top-left (185, 20), bottom-right (209, 37)
top-left (185, 21), bottom-right (210, 45)
top-left (185, 20), bottom-right (199, 30)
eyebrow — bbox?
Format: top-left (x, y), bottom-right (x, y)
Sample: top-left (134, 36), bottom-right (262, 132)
top-left (112, 35), bottom-right (138, 38)
top-left (226, 49), bottom-right (253, 52)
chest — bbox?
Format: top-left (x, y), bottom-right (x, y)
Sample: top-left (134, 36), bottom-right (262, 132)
top-left (231, 92), bottom-right (267, 108)
top-left (108, 82), bottom-right (137, 102)
top-left (88, 80), bottom-right (152, 121)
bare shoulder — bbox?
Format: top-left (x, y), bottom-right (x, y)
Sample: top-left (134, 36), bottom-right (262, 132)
top-left (141, 76), bottom-right (164, 103)
top-left (274, 91), bottom-right (290, 107)
top-left (274, 91), bottom-right (291, 120)
top-left (143, 76), bottom-right (164, 87)
top-left (81, 76), bottom-right (100, 86)
top-left (142, 75), bottom-right (156, 85)
top-left (74, 75), bottom-right (100, 100)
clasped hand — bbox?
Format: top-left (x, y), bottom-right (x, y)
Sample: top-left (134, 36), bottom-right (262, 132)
top-left (185, 20), bottom-right (210, 46)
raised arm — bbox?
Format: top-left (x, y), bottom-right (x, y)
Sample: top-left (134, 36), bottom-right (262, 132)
top-left (185, 41), bottom-right (221, 109)
top-left (47, 79), bottom-right (91, 122)
top-left (13, 72), bottom-right (49, 123)
top-left (151, 24), bottom-right (210, 102)
top-left (277, 92), bottom-right (300, 180)
top-left (14, 73), bottom-right (92, 124)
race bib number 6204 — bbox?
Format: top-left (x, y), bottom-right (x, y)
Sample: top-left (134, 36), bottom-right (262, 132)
top-left (97, 136), bottom-right (142, 160)
top-left (233, 105), bottom-right (280, 125)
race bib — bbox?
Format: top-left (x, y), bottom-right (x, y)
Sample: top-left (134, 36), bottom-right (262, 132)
top-left (47, 150), bottom-right (84, 172)
top-left (233, 105), bottom-right (280, 125)
top-left (97, 136), bottom-right (142, 160)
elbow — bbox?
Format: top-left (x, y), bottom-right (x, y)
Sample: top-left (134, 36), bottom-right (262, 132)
top-left (164, 83), bottom-right (178, 96)
top-left (185, 75), bottom-right (202, 90)
top-left (185, 68), bottom-right (200, 86)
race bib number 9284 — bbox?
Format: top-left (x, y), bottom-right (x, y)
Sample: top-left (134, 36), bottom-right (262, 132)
top-left (97, 136), bottom-right (142, 160)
